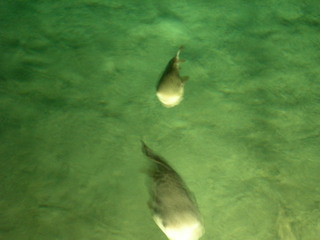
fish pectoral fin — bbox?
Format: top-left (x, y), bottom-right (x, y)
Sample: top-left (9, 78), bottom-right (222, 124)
top-left (182, 76), bottom-right (189, 82)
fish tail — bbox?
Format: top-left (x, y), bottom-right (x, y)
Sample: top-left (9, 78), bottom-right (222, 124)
top-left (141, 141), bottom-right (160, 162)
top-left (141, 141), bottom-right (172, 170)
top-left (141, 140), bottom-right (152, 157)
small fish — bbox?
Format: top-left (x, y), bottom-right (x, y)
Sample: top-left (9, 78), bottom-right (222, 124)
top-left (277, 205), bottom-right (297, 240)
top-left (156, 46), bottom-right (188, 108)
top-left (141, 141), bottom-right (204, 240)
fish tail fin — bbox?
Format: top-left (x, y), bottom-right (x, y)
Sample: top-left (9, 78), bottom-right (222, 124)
top-left (141, 141), bottom-right (172, 170)
top-left (141, 140), bottom-right (156, 159)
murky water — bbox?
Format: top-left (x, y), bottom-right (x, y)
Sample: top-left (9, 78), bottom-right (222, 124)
top-left (0, 1), bottom-right (319, 239)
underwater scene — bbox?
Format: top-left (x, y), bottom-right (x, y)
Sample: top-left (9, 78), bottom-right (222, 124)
top-left (0, 0), bottom-right (319, 239)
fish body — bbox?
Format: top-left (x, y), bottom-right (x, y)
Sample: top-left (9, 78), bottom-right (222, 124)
top-left (156, 47), bottom-right (188, 108)
top-left (277, 206), bottom-right (297, 240)
top-left (141, 142), bottom-right (204, 240)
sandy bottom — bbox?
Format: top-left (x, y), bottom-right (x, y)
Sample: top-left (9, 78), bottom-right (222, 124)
top-left (0, 1), bottom-right (319, 239)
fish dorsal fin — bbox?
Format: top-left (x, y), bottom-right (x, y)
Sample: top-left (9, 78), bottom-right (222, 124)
top-left (176, 45), bottom-right (184, 59)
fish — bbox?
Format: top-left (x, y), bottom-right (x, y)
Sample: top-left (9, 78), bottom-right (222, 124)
top-left (277, 204), bottom-right (297, 240)
top-left (141, 141), bottom-right (204, 240)
top-left (156, 46), bottom-right (189, 108)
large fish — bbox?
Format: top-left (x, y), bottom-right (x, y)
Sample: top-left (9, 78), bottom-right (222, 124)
top-left (141, 141), bottom-right (204, 240)
top-left (156, 47), bottom-right (188, 108)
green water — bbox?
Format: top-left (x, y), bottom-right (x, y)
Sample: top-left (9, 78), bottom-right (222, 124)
top-left (0, 1), bottom-right (319, 239)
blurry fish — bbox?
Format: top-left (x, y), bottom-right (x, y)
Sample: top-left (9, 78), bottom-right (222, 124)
top-left (156, 46), bottom-right (188, 108)
top-left (141, 141), bottom-right (204, 240)
top-left (277, 205), bottom-right (297, 240)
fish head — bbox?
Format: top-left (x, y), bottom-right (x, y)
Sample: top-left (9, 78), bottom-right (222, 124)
top-left (156, 87), bottom-right (184, 108)
top-left (153, 213), bottom-right (204, 240)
